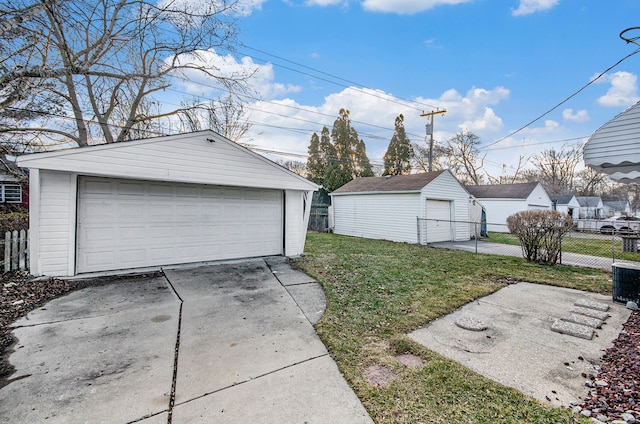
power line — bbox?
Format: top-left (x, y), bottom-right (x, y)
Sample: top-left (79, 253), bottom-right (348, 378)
top-left (236, 43), bottom-right (440, 112)
top-left (483, 47), bottom-right (640, 149)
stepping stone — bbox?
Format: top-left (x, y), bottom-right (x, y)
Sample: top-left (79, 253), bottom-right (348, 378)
top-left (571, 306), bottom-right (610, 321)
top-left (574, 299), bottom-right (609, 312)
top-left (395, 354), bottom-right (424, 368)
top-left (561, 313), bottom-right (604, 329)
top-left (551, 319), bottom-right (594, 340)
top-left (455, 315), bottom-right (488, 331)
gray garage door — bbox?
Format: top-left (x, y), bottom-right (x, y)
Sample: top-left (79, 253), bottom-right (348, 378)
top-left (76, 177), bottom-right (283, 273)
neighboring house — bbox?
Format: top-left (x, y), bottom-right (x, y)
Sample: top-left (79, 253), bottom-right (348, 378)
top-left (576, 196), bottom-right (605, 219)
top-left (584, 100), bottom-right (640, 184)
top-left (603, 200), bottom-right (632, 217)
top-left (550, 195), bottom-right (580, 220)
top-left (330, 170), bottom-right (480, 244)
top-left (0, 170), bottom-right (28, 210)
top-left (465, 182), bottom-right (552, 232)
top-left (17, 130), bottom-right (318, 277)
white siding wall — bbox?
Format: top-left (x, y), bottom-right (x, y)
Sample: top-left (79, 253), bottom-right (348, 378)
top-left (332, 193), bottom-right (420, 243)
top-left (526, 184), bottom-right (552, 209)
top-left (284, 190), bottom-right (309, 257)
top-left (36, 170), bottom-right (76, 276)
top-left (420, 171), bottom-right (471, 242)
top-left (482, 199), bottom-right (527, 232)
top-left (18, 132), bottom-right (316, 192)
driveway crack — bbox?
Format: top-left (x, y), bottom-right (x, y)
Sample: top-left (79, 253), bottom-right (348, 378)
top-left (162, 269), bottom-right (183, 424)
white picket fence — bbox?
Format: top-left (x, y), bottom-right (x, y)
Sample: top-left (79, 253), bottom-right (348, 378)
top-left (2, 229), bottom-right (29, 272)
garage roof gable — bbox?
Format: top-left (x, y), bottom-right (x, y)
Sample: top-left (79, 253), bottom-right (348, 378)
top-left (16, 131), bottom-right (317, 191)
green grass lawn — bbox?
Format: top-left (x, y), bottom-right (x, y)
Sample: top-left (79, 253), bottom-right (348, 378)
top-left (295, 232), bottom-right (610, 424)
top-left (485, 231), bottom-right (640, 262)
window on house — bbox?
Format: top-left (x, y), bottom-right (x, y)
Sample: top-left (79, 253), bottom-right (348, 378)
top-left (1, 184), bottom-right (22, 203)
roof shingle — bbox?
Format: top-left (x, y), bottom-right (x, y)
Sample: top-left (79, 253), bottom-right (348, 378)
top-left (331, 170), bottom-right (446, 194)
top-left (465, 182), bottom-right (539, 199)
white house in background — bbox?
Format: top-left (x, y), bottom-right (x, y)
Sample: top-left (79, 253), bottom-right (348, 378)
top-left (603, 200), bottom-right (632, 217)
top-left (465, 182), bottom-right (552, 232)
top-left (550, 195), bottom-right (580, 220)
top-left (330, 170), bottom-right (480, 244)
top-left (17, 130), bottom-right (317, 277)
top-left (576, 196), bottom-right (605, 219)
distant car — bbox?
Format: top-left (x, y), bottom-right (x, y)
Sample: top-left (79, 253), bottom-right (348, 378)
top-left (599, 216), bottom-right (640, 235)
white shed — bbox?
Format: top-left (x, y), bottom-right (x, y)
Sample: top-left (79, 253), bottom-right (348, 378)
top-left (575, 196), bottom-right (605, 219)
top-left (550, 195), bottom-right (580, 220)
top-left (330, 170), bottom-right (475, 244)
top-left (17, 131), bottom-right (317, 277)
top-left (465, 182), bottom-right (552, 232)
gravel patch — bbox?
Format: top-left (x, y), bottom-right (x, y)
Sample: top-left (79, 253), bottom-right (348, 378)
top-left (577, 310), bottom-right (640, 422)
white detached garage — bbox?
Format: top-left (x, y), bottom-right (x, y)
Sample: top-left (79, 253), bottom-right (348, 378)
top-left (17, 131), bottom-right (317, 276)
top-left (330, 170), bottom-right (475, 244)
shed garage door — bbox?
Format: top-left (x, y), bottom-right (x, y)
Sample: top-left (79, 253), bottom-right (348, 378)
top-left (425, 199), bottom-right (452, 243)
top-left (76, 177), bottom-right (283, 273)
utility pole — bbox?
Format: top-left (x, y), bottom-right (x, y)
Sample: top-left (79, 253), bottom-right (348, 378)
top-left (420, 109), bottom-right (446, 172)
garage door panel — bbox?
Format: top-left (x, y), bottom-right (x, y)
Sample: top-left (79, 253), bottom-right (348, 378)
top-left (77, 178), bottom-right (283, 273)
top-left (425, 200), bottom-right (452, 243)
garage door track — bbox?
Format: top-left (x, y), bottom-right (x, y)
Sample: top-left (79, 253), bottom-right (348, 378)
top-left (0, 257), bottom-right (372, 423)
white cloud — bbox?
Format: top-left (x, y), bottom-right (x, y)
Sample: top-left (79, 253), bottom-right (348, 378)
top-left (511, 0), bottom-right (559, 17)
top-left (305, 0), bottom-right (345, 5)
top-left (596, 71), bottom-right (640, 107)
top-left (169, 50), bottom-right (301, 99)
top-left (244, 85), bottom-right (511, 164)
top-left (361, 0), bottom-right (472, 14)
top-left (562, 108), bottom-right (589, 123)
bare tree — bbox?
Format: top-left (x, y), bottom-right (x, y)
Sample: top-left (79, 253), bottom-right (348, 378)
top-left (412, 141), bottom-right (446, 173)
top-left (178, 95), bottom-right (250, 142)
top-left (443, 130), bottom-right (485, 184)
top-left (486, 156), bottom-right (528, 184)
top-left (0, 0), bottom-right (251, 149)
top-left (528, 143), bottom-right (582, 194)
top-left (574, 167), bottom-right (610, 196)
top-left (276, 159), bottom-right (306, 177)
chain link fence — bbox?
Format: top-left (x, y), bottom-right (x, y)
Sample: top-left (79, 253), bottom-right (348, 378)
top-left (417, 218), bottom-right (640, 271)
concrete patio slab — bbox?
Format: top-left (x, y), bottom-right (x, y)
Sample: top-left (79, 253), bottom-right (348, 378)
top-left (284, 283), bottom-right (327, 325)
top-left (0, 258), bottom-right (371, 424)
top-left (171, 355), bottom-right (372, 423)
top-left (0, 281), bottom-right (179, 423)
top-left (409, 282), bottom-right (631, 407)
top-left (164, 263), bottom-right (328, 403)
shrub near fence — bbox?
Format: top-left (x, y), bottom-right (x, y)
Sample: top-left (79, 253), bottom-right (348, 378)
top-left (416, 217), bottom-right (640, 270)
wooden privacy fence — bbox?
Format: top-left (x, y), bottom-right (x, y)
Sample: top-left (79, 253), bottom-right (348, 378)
top-left (2, 229), bottom-right (29, 272)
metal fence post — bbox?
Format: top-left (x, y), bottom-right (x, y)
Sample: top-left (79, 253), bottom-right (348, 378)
top-left (612, 231), bottom-right (615, 263)
top-left (475, 222), bottom-right (478, 254)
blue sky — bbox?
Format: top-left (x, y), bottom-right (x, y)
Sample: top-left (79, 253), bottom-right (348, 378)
top-left (173, 0), bottom-right (640, 179)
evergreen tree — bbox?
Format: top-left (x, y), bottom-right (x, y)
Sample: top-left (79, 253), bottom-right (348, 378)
top-left (383, 114), bottom-right (414, 176)
top-left (355, 138), bottom-right (374, 177)
top-left (306, 132), bottom-right (323, 184)
top-left (305, 108), bottom-right (374, 191)
top-left (331, 108), bottom-right (356, 182)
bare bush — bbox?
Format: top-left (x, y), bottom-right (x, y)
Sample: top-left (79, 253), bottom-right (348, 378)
top-left (506, 210), bottom-right (573, 265)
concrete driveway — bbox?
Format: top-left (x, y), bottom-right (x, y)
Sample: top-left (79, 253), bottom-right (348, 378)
top-left (0, 257), bottom-right (373, 423)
